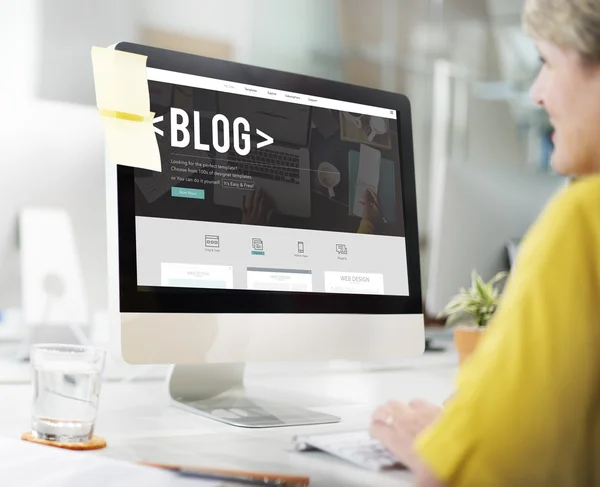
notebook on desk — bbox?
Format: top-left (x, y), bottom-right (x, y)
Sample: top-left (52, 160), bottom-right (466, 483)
top-left (348, 150), bottom-right (396, 223)
top-left (1, 439), bottom-right (220, 486)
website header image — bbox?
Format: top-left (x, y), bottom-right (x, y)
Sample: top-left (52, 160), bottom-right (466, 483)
top-left (135, 74), bottom-right (406, 240)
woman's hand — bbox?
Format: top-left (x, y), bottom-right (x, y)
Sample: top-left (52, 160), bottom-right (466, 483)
top-left (242, 188), bottom-right (274, 225)
top-left (362, 188), bottom-right (382, 224)
top-left (369, 399), bottom-right (442, 471)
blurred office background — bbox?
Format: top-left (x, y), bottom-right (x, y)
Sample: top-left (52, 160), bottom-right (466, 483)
top-left (0, 0), bottom-right (555, 334)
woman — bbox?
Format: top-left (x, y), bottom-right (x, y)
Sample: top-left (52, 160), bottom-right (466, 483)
top-left (369, 0), bottom-right (600, 485)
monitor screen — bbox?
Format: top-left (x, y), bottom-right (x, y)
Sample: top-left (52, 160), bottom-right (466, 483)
top-left (132, 68), bottom-right (409, 297)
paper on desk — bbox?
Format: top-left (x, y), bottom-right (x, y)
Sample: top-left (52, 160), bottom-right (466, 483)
top-left (352, 144), bottom-right (381, 218)
top-left (0, 439), bottom-right (221, 486)
top-left (91, 46), bottom-right (162, 172)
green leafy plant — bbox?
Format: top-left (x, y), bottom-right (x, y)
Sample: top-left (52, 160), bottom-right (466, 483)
top-left (439, 270), bottom-right (508, 328)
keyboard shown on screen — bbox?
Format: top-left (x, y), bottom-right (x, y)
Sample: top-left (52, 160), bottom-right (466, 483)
top-left (292, 430), bottom-right (404, 471)
top-left (225, 146), bottom-right (301, 184)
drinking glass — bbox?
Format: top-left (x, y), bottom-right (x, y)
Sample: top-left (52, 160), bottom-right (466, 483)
top-left (30, 344), bottom-right (106, 443)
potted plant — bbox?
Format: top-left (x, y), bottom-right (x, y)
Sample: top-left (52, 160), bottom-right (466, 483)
top-left (439, 270), bottom-right (507, 365)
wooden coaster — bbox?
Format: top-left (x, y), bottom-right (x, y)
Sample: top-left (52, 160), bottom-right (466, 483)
top-left (21, 432), bottom-right (107, 451)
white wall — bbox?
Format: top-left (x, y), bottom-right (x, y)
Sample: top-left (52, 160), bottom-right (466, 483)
top-left (1, 0), bottom-right (140, 106)
top-left (0, 0), bottom-right (38, 100)
top-left (141, 0), bottom-right (342, 79)
top-left (463, 26), bottom-right (527, 166)
top-left (248, 0), bottom-right (342, 78)
top-left (141, 0), bottom-right (252, 60)
top-left (465, 96), bottom-right (526, 166)
top-left (37, 0), bottom-right (140, 105)
top-left (2, 0), bottom-right (343, 107)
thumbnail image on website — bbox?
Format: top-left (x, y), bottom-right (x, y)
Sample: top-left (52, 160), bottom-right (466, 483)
top-left (133, 69), bottom-right (410, 296)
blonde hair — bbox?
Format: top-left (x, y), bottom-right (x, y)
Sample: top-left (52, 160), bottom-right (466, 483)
top-left (523, 0), bottom-right (600, 62)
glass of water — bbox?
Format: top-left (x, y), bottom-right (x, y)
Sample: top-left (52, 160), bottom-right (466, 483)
top-left (30, 344), bottom-right (106, 443)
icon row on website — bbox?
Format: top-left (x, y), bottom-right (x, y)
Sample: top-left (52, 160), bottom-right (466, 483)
top-left (204, 235), bottom-right (348, 255)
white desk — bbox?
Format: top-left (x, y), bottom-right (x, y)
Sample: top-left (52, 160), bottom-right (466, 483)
top-left (0, 344), bottom-right (456, 486)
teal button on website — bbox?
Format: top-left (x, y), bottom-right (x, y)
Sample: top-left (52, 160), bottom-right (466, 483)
top-left (171, 187), bottom-right (205, 200)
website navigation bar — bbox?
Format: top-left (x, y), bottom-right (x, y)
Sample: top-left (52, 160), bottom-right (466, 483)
top-left (147, 68), bottom-right (397, 120)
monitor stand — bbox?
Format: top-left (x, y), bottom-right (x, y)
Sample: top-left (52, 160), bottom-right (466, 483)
top-left (167, 363), bottom-right (341, 428)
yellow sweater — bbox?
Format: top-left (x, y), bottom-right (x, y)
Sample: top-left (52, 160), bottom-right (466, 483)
top-left (415, 175), bottom-right (600, 486)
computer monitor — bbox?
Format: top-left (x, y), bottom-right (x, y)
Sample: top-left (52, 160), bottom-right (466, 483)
top-left (106, 43), bottom-right (424, 427)
top-left (0, 100), bottom-right (107, 338)
top-left (426, 161), bottom-right (567, 317)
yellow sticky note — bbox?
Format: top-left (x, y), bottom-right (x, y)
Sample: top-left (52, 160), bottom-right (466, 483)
top-left (91, 46), bottom-right (150, 116)
top-left (100, 115), bottom-right (162, 172)
top-left (91, 46), bottom-right (162, 172)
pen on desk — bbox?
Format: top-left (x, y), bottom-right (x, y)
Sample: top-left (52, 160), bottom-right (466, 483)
top-left (140, 462), bottom-right (310, 487)
top-left (177, 467), bottom-right (288, 485)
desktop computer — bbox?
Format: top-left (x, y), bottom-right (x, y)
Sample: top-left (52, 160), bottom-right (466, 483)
top-left (0, 100), bottom-right (107, 345)
top-left (426, 161), bottom-right (567, 317)
top-left (105, 43), bottom-right (424, 427)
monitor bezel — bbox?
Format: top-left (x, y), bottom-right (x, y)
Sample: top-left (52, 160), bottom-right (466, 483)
top-left (113, 41), bottom-right (423, 315)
